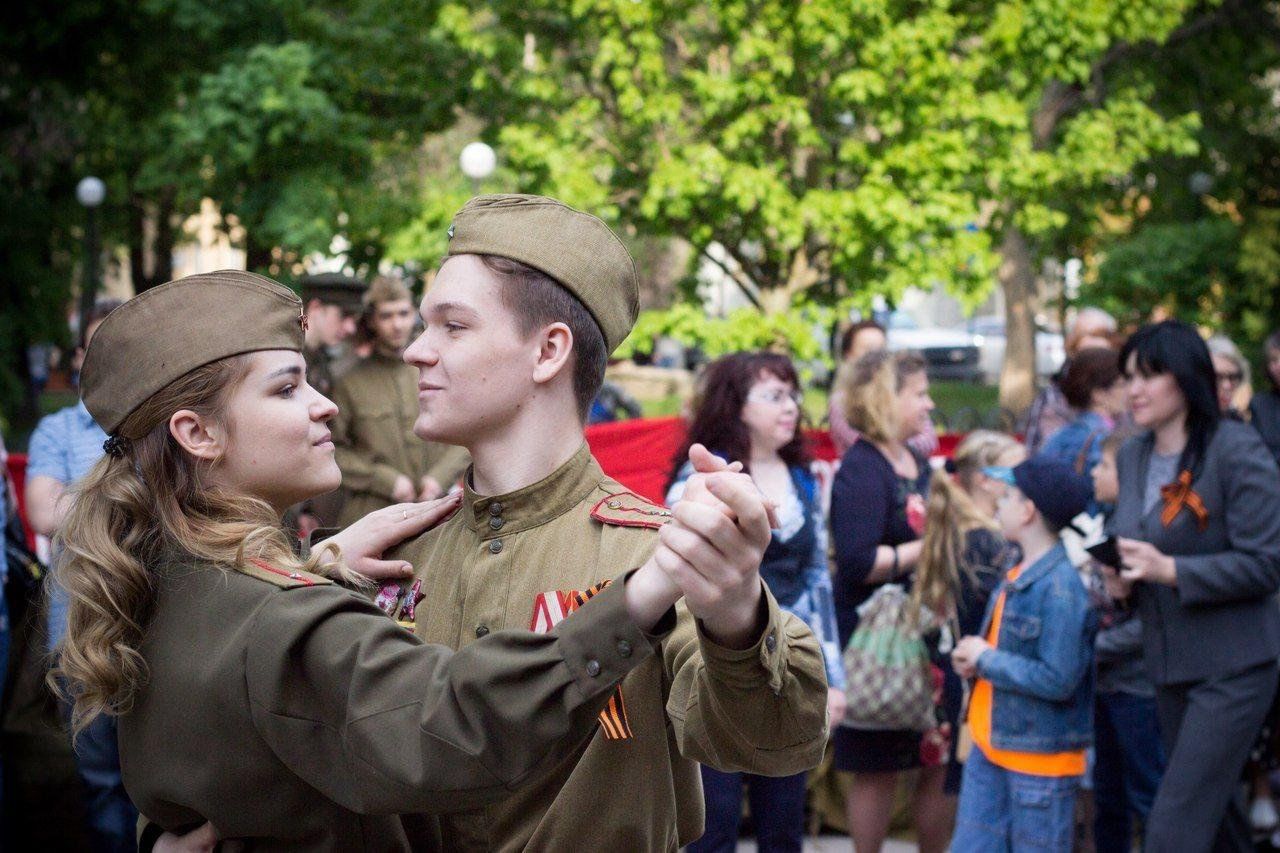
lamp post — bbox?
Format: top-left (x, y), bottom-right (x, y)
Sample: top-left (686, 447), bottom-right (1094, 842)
top-left (459, 142), bottom-right (496, 195)
top-left (76, 176), bottom-right (106, 347)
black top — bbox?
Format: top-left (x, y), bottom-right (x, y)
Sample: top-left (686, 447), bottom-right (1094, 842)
top-left (830, 438), bottom-right (931, 648)
top-left (1250, 391), bottom-right (1280, 470)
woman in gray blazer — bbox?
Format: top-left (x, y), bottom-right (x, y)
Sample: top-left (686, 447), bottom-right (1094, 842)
top-left (1104, 321), bottom-right (1280, 851)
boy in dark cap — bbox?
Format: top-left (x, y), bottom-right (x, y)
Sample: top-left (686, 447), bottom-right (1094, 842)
top-left (389, 195), bottom-right (828, 850)
top-left (950, 456), bottom-right (1098, 852)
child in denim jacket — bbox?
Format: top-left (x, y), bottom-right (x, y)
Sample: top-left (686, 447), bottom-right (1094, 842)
top-left (950, 456), bottom-right (1098, 851)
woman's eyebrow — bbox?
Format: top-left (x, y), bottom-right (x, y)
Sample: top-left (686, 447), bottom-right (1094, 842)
top-left (263, 365), bottom-right (304, 382)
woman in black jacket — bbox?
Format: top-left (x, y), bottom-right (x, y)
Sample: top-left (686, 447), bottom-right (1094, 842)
top-left (1103, 321), bottom-right (1280, 851)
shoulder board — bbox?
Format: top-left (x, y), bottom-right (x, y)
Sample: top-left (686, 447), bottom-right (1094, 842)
top-left (241, 559), bottom-right (334, 589)
top-left (590, 491), bottom-right (672, 530)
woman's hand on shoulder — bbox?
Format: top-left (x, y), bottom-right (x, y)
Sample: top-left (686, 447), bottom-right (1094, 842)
top-left (153, 822), bottom-right (242, 853)
top-left (315, 493), bottom-right (462, 582)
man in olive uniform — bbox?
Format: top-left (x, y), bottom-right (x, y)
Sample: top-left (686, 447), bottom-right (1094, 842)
top-left (390, 195), bottom-right (829, 851)
top-left (331, 277), bottom-right (469, 526)
top-left (299, 272), bottom-right (364, 397)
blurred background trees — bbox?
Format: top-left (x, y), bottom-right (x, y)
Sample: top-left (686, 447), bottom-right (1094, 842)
top-left (2, 0), bottom-right (1277, 427)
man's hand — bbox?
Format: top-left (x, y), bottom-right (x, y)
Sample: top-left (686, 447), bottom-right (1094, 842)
top-left (390, 474), bottom-right (417, 503)
top-left (418, 475), bottom-right (444, 502)
top-left (655, 472), bottom-right (772, 649)
top-left (1118, 538), bottom-right (1178, 587)
top-left (826, 688), bottom-right (847, 727)
top-left (951, 635), bottom-right (991, 679)
top-left (316, 494), bottom-right (462, 581)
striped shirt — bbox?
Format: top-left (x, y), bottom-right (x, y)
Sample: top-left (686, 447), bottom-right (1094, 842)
top-left (26, 400), bottom-right (107, 649)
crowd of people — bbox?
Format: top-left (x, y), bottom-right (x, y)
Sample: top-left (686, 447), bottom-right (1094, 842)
top-left (0, 193), bottom-right (1279, 853)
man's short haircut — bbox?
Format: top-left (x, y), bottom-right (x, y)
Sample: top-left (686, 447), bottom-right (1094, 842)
top-left (478, 255), bottom-right (608, 421)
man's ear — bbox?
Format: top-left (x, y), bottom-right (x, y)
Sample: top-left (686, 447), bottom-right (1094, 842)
top-left (169, 409), bottom-right (225, 462)
top-left (531, 322), bottom-right (574, 386)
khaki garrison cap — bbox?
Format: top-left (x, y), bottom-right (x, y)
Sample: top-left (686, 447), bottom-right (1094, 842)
top-left (445, 194), bottom-right (639, 353)
top-left (81, 270), bottom-right (305, 437)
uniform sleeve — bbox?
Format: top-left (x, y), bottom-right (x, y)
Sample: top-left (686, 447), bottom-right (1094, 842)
top-left (662, 585), bottom-right (829, 777)
top-left (1175, 427), bottom-right (1280, 606)
top-left (244, 574), bottom-right (672, 814)
top-left (330, 378), bottom-right (403, 501)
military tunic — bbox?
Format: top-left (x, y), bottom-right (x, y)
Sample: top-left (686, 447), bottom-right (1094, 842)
top-left (119, 549), bottom-right (670, 852)
top-left (331, 352), bottom-right (470, 525)
top-left (387, 443), bottom-right (830, 851)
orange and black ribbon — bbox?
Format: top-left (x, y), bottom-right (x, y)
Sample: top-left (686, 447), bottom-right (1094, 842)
top-left (1160, 470), bottom-right (1209, 531)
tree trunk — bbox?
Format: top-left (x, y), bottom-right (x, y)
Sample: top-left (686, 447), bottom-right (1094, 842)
top-left (998, 224), bottom-right (1038, 415)
top-left (128, 191), bottom-right (176, 293)
top-left (245, 236), bottom-right (273, 275)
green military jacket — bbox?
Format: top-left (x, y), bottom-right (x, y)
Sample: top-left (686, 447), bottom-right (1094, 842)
top-left (119, 549), bottom-right (670, 852)
top-left (387, 443), bottom-right (830, 852)
top-left (330, 352), bottom-right (470, 525)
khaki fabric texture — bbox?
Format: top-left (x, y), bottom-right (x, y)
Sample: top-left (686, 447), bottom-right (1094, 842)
top-left (445, 194), bottom-right (639, 353)
top-left (330, 353), bottom-right (469, 525)
top-left (121, 550), bottom-right (665, 851)
top-left (82, 270), bottom-right (304, 436)
top-left (387, 443), bottom-right (830, 852)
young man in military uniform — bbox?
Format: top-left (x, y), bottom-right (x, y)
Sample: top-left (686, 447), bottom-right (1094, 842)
top-left (298, 272), bottom-right (365, 398)
top-left (389, 195), bottom-right (830, 851)
top-left (331, 277), bottom-right (470, 526)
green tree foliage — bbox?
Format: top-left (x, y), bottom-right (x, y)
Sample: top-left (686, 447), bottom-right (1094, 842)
top-left (441, 0), bottom-right (1209, 408)
top-left (1090, 0), bottom-right (1280, 351)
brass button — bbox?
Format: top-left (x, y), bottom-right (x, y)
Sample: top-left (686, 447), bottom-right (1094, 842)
top-left (489, 517), bottom-right (504, 531)
top-left (616, 639), bottom-right (633, 658)
top-left (765, 633), bottom-right (777, 653)
top-left (489, 502), bottom-right (504, 516)
top-left (488, 539), bottom-right (503, 554)
top-left (607, 499), bottom-right (621, 509)
top-left (585, 659), bottom-right (601, 677)
top-left (475, 625), bottom-right (489, 638)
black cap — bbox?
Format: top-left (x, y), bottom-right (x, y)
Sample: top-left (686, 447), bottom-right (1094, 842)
top-left (1013, 456), bottom-right (1092, 530)
top-left (299, 273), bottom-right (366, 314)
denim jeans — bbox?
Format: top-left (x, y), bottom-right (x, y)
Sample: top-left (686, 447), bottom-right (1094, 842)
top-left (1093, 690), bottom-right (1166, 853)
top-left (60, 701), bottom-right (138, 853)
top-left (953, 747), bottom-right (1081, 852)
top-left (686, 765), bottom-right (807, 853)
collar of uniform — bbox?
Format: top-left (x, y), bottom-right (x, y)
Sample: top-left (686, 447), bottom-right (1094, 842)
top-left (462, 442), bottom-right (602, 538)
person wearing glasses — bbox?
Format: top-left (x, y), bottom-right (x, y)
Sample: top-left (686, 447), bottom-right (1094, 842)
top-left (1102, 321), bottom-right (1280, 851)
top-left (666, 351), bottom-right (846, 853)
top-left (1207, 335), bottom-right (1252, 420)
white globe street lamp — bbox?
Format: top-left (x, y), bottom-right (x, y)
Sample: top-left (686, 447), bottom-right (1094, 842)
top-left (459, 142), bottom-right (496, 194)
top-left (76, 176), bottom-right (106, 346)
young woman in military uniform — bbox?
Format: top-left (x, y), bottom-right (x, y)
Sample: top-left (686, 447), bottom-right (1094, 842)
top-left (51, 269), bottom-right (744, 851)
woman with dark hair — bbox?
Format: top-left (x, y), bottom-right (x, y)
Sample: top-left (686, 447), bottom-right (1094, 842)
top-left (1101, 320), bottom-right (1280, 851)
top-left (1249, 330), bottom-right (1280, 468)
top-left (830, 350), bottom-right (952, 853)
top-left (666, 351), bottom-right (845, 853)
top-left (1037, 346), bottom-right (1127, 489)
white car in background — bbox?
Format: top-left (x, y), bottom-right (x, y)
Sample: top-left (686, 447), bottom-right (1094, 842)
top-left (885, 312), bottom-right (984, 383)
top-left (967, 316), bottom-right (1066, 385)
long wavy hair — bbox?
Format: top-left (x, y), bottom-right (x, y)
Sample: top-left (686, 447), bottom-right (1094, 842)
top-left (50, 354), bottom-right (359, 735)
top-left (668, 351), bottom-right (811, 490)
top-left (912, 431), bottom-right (1018, 621)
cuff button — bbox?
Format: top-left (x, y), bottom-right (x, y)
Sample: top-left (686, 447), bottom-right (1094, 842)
top-left (616, 639), bottom-right (633, 658)
top-left (585, 659), bottom-right (601, 677)
top-left (765, 633), bottom-right (777, 653)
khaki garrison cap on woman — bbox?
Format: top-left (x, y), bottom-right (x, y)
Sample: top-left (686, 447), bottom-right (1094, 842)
top-left (81, 270), bottom-right (306, 437)
top-left (445, 194), bottom-right (639, 352)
